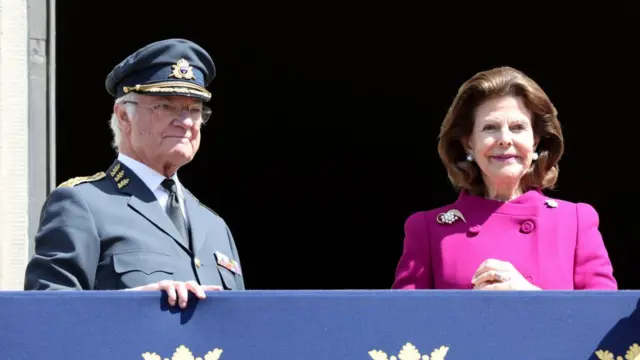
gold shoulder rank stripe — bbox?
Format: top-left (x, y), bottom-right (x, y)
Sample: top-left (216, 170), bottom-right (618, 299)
top-left (57, 172), bottom-right (106, 188)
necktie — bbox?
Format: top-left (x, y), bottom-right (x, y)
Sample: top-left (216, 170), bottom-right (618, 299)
top-left (161, 179), bottom-right (190, 247)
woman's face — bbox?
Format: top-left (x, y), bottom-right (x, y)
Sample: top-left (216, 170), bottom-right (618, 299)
top-left (466, 95), bottom-right (539, 187)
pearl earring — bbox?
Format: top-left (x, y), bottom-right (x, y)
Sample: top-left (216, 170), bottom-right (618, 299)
top-left (466, 154), bottom-right (473, 161)
top-left (532, 152), bottom-right (539, 161)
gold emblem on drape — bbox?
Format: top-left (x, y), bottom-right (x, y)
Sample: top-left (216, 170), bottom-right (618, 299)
top-left (595, 343), bottom-right (640, 360)
top-left (369, 342), bottom-right (449, 360)
top-left (141, 345), bottom-right (222, 360)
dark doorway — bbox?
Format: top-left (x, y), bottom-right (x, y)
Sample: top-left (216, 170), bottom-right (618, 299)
top-left (55, 3), bottom-right (639, 290)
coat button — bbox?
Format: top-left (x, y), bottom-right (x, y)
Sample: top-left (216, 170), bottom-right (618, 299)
top-left (194, 258), bottom-right (201, 268)
top-left (520, 220), bottom-right (535, 234)
top-left (468, 225), bottom-right (481, 236)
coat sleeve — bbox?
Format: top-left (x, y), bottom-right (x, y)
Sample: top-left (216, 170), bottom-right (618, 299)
top-left (573, 203), bottom-right (617, 290)
top-left (391, 212), bottom-right (433, 289)
top-left (24, 187), bottom-right (100, 290)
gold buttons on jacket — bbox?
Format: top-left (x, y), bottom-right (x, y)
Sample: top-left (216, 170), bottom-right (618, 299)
top-left (194, 258), bottom-right (201, 268)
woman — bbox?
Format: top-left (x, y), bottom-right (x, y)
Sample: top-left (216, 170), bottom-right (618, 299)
top-left (392, 66), bottom-right (617, 290)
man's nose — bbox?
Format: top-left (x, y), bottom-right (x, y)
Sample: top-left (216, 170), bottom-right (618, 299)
top-left (175, 110), bottom-right (195, 128)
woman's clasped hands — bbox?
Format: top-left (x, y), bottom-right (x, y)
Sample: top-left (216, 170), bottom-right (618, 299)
top-left (472, 259), bottom-right (541, 290)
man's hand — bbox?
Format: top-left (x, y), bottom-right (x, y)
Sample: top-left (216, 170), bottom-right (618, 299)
top-left (127, 280), bottom-right (222, 308)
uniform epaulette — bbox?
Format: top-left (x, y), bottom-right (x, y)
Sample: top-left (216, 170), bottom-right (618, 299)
top-left (57, 172), bottom-right (106, 188)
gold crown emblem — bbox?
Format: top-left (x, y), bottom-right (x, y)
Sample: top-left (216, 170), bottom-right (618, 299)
top-left (142, 345), bottom-right (222, 360)
top-left (369, 342), bottom-right (449, 360)
top-left (595, 343), bottom-right (640, 360)
top-left (169, 58), bottom-right (196, 80)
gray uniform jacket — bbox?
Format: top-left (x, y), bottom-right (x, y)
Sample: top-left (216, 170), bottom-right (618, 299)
top-left (24, 159), bottom-right (244, 291)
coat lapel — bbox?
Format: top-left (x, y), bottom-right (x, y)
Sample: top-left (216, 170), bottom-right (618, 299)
top-left (106, 160), bottom-right (191, 254)
top-left (183, 189), bottom-right (209, 254)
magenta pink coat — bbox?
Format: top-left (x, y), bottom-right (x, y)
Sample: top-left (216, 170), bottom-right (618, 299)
top-left (391, 189), bottom-right (617, 290)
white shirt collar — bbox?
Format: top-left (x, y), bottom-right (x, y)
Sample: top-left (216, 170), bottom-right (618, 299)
top-left (117, 153), bottom-right (184, 199)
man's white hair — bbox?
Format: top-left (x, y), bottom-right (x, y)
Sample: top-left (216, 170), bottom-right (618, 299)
top-left (109, 92), bottom-right (138, 151)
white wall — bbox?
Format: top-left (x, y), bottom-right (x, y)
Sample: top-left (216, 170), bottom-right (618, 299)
top-left (0, 0), bottom-right (30, 290)
top-left (0, 0), bottom-right (53, 290)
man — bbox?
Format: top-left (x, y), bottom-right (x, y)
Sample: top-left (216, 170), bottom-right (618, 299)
top-left (24, 38), bottom-right (244, 308)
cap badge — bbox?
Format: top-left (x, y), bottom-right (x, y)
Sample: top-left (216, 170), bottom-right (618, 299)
top-left (169, 58), bottom-right (195, 80)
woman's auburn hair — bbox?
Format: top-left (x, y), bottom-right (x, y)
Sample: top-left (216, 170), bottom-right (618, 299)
top-left (437, 66), bottom-right (564, 196)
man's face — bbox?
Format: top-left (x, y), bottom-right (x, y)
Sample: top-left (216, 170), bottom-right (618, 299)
top-left (122, 94), bottom-right (205, 174)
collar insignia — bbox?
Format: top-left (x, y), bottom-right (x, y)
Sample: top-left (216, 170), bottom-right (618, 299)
top-left (109, 162), bottom-right (130, 189)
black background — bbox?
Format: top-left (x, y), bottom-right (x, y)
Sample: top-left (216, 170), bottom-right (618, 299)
top-left (55, 2), bottom-right (639, 290)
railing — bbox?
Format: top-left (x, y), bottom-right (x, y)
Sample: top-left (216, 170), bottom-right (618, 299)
top-left (0, 290), bottom-right (638, 359)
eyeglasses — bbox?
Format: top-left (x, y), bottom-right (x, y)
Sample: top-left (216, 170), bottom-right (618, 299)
top-left (123, 101), bottom-right (212, 124)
